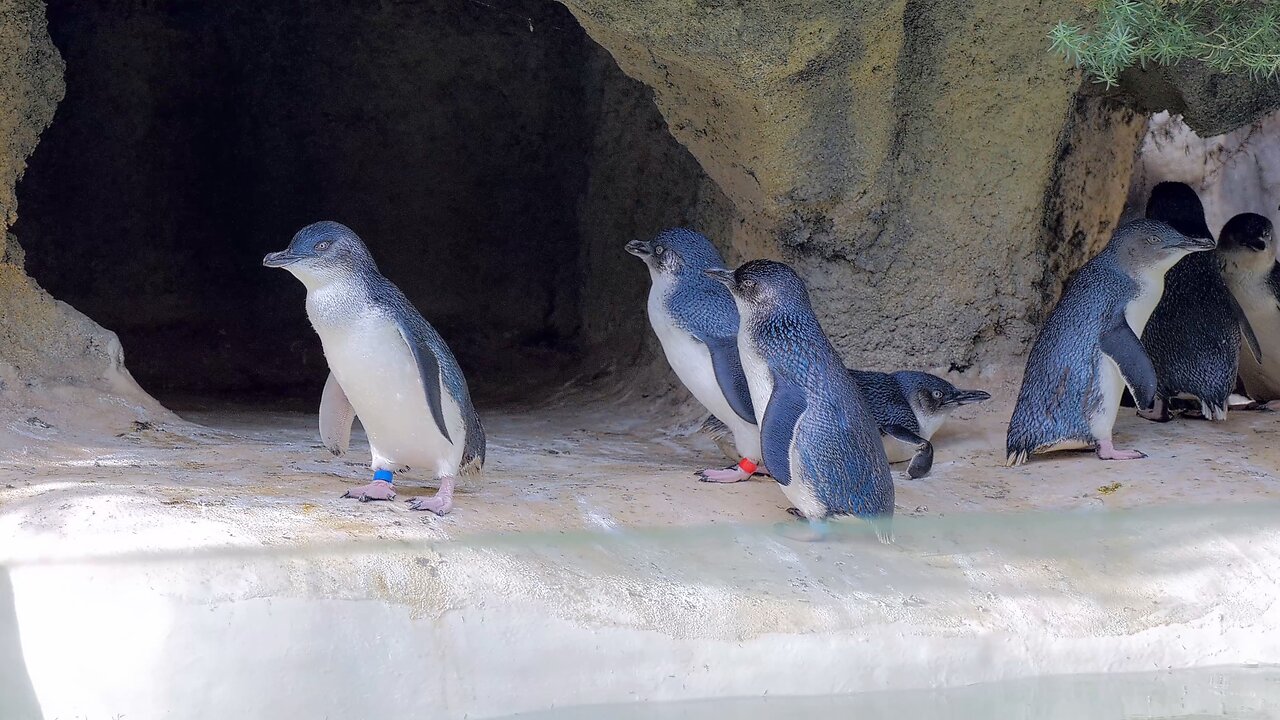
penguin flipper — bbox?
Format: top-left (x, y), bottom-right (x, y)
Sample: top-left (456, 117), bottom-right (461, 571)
top-left (1228, 291), bottom-right (1263, 363)
top-left (1099, 317), bottom-right (1158, 410)
top-left (319, 372), bottom-right (355, 456)
top-left (760, 372), bottom-right (807, 487)
top-left (882, 424), bottom-right (933, 478)
top-left (697, 334), bottom-right (758, 425)
top-left (394, 321), bottom-right (452, 443)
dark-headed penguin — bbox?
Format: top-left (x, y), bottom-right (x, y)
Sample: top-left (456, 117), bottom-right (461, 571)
top-left (1138, 181), bottom-right (1260, 421)
top-left (1218, 212), bottom-right (1280, 408)
top-left (1007, 219), bottom-right (1215, 465)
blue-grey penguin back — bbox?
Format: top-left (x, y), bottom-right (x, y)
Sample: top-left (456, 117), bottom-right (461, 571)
top-left (1007, 242), bottom-right (1132, 459)
top-left (729, 261), bottom-right (893, 523)
top-left (849, 369), bottom-right (919, 433)
top-left (1140, 182), bottom-right (1241, 413)
top-left (366, 276), bottom-right (486, 473)
top-left (650, 228), bottom-right (757, 425)
top-left (291, 220), bottom-right (486, 473)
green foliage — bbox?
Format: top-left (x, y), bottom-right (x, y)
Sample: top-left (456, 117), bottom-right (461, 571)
top-left (1049, 0), bottom-right (1280, 88)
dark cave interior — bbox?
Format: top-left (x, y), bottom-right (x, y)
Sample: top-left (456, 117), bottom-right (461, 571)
top-left (15, 0), bottom-right (727, 406)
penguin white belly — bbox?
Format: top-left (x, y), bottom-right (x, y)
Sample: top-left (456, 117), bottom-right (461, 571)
top-left (318, 319), bottom-right (464, 477)
top-left (735, 335), bottom-right (775, 435)
top-left (882, 440), bottom-right (912, 464)
top-left (1237, 295), bottom-right (1280, 400)
top-left (781, 419), bottom-right (825, 518)
top-left (1087, 276), bottom-right (1163, 442)
top-left (882, 408), bottom-right (943, 463)
top-left (649, 288), bottom-right (761, 458)
top-left (1091, 355), bottom-right (1126, 441)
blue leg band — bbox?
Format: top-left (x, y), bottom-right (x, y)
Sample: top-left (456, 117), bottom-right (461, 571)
top-left (373, 469), bottom-right (394, 484)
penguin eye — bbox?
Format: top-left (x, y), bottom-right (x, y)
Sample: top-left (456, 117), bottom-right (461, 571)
top-left (1145, 235), bottom-right (1161, 246)
top-left (931, 390), bottom-right (943, 400)
top-left (654, 245), bottom-right (665, 256)
top-left (741, 279), bottom-right (756, 290)
top-left (315, 241), bottom-right (331, 252)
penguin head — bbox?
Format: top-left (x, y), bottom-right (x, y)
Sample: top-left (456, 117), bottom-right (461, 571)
top-left (626, 228), bottom-right (726, 278)
top-left (893, 371), bottom-right (991, 419)
top-left (704, 259), bottom-right (812, 320)
top-left (1111, 219), bottom-right (1216, 274)
top-left (1213, 213), bottom-right (1274, 258)
top-left (263, 221), bottom-right (376, 288)
top-left (1145, 182), bottom-right (1213, 240)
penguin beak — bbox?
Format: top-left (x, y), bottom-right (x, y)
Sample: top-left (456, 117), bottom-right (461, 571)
top-left (704, 268), bottom-right (735, 288)
top-left (942, 389), bottom-right (991, 407)
top-left (1170, 234), bottom-right (1217, 251)
top-left (262, 250), bottom-right (303, 267)
top-left (624, 240), bottom-right (652, 257)
top-left (1242, 234), bottom-right (1269, 252)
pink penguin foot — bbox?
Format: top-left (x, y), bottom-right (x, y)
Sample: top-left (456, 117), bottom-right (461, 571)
top-left (1096, 440), bottom-right (1146, 461)
top-left (697, 466), bottom-right (752, 483)
top-left (406, 476), bottom-right (455, 516)
top-left (1265, 400), bottom-right (1280, 411)
top-left (342, 480), bottom-right (396, 502)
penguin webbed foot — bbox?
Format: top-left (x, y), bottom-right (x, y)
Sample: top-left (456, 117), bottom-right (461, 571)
top-left (342, 480), bottom-right (397, 502)
top-left (1096, 440), bottom-right (1146, 461)
top-left (406, 476), bottom-right (455, 516)
top-left (696, 466), bottom-right (752, 483)
top-left (1136, 396), bottom-right (1171, 423)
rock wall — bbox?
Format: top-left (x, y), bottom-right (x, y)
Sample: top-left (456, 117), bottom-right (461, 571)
top-left (0, 0), bottom-right (162, 433)
top-left (1126, 110), bottom-right (1280, 242)
top-left (4, 0), bottom-right (1280, 421)
top-left (557, 0), bottom-right (1280, 371)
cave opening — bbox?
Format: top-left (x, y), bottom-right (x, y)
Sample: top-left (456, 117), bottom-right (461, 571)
top-left (15, 0), bottom-right (726, 410)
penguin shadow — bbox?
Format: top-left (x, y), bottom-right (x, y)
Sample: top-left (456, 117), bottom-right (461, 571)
top-left (0, 567), bottom-right (44, 720)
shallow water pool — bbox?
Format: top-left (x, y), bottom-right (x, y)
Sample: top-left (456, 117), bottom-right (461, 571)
top-left (3, 504), bottom-right (1280, 719)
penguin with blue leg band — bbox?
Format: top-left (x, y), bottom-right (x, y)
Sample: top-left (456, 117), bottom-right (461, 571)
top-left (264, 221), bottom-right (484, 513)
top-left (627, 229), bottom-right (764, 483)
top-left (706, 261), bottom-right (894, 542)
top-left (1138, 182), bottom-right (1261, 421)
top-left (1007, 219), bottom-right (1215, 466)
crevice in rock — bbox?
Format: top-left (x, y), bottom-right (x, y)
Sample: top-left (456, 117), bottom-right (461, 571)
top-left (12, 0), bottom-right (727, 409)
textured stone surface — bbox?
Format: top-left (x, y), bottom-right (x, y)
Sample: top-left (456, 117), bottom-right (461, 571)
top-left (0, 0), bottom-right (162, 430)
top-left (1126, 109), bottom-right (1280, 241)
top-left (1108, 61), bottom-right (1280, 138)
top-left (559, 0), bottom-right (1096, 370)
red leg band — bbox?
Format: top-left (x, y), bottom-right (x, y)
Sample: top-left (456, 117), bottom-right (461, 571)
top-left (737, 458), bottom-right (758, 474)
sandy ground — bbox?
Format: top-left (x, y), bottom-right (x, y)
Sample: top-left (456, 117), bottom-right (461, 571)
top-left (1, 367), bottom-right (1278, 564)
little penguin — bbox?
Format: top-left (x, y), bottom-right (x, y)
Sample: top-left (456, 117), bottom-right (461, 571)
top-left (850, 370), bottom-right (990, 478)
top-left (1217, 212), bottom-right (1280, 408)
top-left (705, 370), bottom-right (990, 479)
top-left (1006, 219), bottom-right (1215, 466)
top-left (705, 260), bottom-right (894, 542)
top-left (263, 221), bottom-right (485, 514)
top-left (1138, 181), bottom-right (1261, 421)
top-left (626, 229), bottom-right (762, 483)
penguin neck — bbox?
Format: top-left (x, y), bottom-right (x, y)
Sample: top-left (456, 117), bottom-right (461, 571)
top-left (1127, 253), bottom-right (1186, 334)
top-left (303, 274), bottom-right (373, 330)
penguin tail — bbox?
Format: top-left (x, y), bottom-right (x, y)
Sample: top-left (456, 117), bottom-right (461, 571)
top-left (700, 415), bottom-right (731, 441)
top-left (460, 455), bottom-right (484, 476)
top-left (1005, 449), bottom-right (1029, 467)
top-left (870, 517), bottom-right (894, 545)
